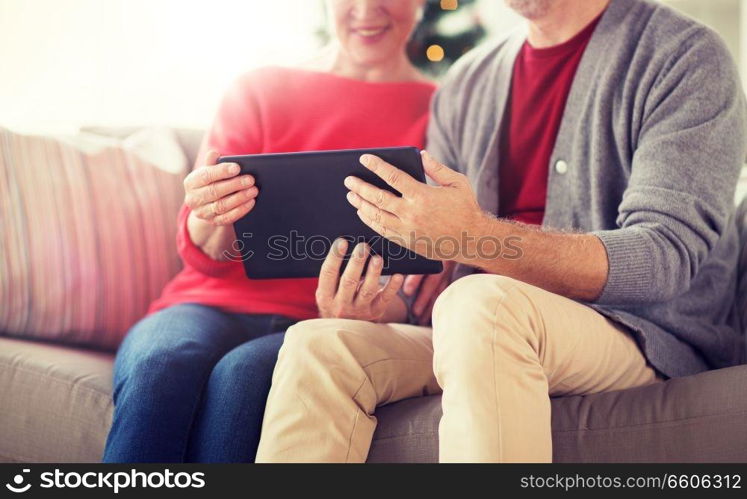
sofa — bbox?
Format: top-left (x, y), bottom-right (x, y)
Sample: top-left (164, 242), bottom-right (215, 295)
top-left (1, 127), bottom-right (746, 463)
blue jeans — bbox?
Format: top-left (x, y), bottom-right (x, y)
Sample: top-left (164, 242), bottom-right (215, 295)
top-left (103, 303), bottom-right (293, 463)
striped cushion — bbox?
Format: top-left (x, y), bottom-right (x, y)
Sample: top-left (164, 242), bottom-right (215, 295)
top-left (0, 127), bottom-right (187, 351)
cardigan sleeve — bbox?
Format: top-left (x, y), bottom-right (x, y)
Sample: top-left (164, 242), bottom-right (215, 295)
top-left (593, 28), bottom-right (747, 306)
top-left (177, 72), bottom-right (265, 277)
top-left (426, 84), bottom-right (461, 175)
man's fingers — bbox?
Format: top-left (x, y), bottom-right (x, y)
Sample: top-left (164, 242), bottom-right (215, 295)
top-left (355, 254), bottom-right (384, 306)
top-left (421, 150), bottom-right (462, 187)
top-left (184, 162), bottom-right (241, 190)
top-left (403, 274), bottom-right (424, 296)
top-left (337, 242), bottom-right (369, 304)
top-left (349, 193), bottom-right (402, 234)
top-left (359, 154), bottom-right (420, 197)
top-left (373, 274), bottom-right (404, 315)
top-left (344, 176), bottom-right (402, 213)
top-left (357, 209), bottom-right (401, 240)
top-left (317, 238), bottom-right (348, 306)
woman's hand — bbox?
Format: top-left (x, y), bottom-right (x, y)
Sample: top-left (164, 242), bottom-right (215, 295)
top-left (184, 150), bottom-right (258, 261)
top-left (316, 239), bottom-right (405, 322)
top-left (184, 150), bottom-right (258, 226)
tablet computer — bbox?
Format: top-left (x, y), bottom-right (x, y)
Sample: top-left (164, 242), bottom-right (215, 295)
top-left (219, 147), bottom-right (443, 280)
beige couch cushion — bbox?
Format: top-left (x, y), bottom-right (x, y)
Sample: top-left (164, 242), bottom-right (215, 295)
top-left (368, 366), bottom-right (747, 463)
top-left (0, 337), bottom-right (113, 462)
top-left (3, 335), bottom-right (747, 463)
top-left (0, 335), bottom-right (445, 464)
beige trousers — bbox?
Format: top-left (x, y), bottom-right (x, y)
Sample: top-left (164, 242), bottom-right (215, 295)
top-left (255, 274), bottom-right (661, 463)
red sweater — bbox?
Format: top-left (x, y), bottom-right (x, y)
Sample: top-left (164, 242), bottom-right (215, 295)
top-left (499, 15), bottom-right (601, 225)
top-left (150, 67), bottom-right (435, 319)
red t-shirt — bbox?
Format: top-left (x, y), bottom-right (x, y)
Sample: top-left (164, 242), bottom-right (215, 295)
top-left (498, 16), bottom-right (602, 225)
top-left (149, 67), bottom-right (435, 319)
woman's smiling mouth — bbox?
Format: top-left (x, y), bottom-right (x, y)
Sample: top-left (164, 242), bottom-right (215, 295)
top-left (352, 25), bottom-right (391, 39)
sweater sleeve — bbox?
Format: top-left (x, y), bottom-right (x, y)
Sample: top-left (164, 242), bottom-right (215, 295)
top-left (426, 85), bottom-right (461, 174)
top-left (593, 28), bottom-right (747, 306)
top-left (176, 204), bottom-right (238, 277)
top-left (177, 72), bottom-right (265, 277)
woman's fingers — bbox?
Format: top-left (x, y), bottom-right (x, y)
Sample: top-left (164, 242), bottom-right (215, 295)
top-left (355, 254), bottom-right (384, 306)
top-left (202, 149), bottom-right (220, 167)
top-left (212, 199), bottom-right (256, 226)
top-left (186, 174), bottom-right (255, 211)
top-left (194, 186), bottom-right (259, 221)
top-left (337, 242), bottom-right (369, 305)
top-left (184, 161), bottom-right (241, 191)
top-left (317, 238), bottom-right (348, 308)
top-left (191, 173), bottom-right (255, 205)
top-left (183, 152), bottom-right (256, 222)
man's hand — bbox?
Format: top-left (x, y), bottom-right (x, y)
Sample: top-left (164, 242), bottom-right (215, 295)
top-left (344, 151), bottom-right (489, 264)
top-left (404, 260), bottom-right (456, 326)
top-left (316, 239), bottom-right (405, 322)
top-left (345, 150), bottom-right (609, 303)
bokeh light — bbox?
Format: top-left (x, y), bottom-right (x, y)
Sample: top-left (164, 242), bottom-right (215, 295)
top-left (426, 44), bottom-right (446, 62)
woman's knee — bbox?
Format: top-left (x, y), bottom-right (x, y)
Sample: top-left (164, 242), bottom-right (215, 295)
top-left (113, 305), bottom-right (232, 392)
top-left (210, 333), bottom-right (284, 384)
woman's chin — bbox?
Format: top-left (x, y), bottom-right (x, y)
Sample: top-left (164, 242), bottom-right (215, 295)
top-left (349, 47), bottom-right (401, 69)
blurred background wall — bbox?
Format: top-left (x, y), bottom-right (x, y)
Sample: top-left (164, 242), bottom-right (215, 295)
top-left (0, 0), bottom-right (743, 134)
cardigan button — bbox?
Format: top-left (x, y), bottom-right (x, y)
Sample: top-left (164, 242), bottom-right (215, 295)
top-left (555, 159), bottom-right (569, 175)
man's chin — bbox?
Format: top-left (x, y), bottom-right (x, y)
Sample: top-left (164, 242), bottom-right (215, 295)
top-left (504, 0), bottom-right (553, 20)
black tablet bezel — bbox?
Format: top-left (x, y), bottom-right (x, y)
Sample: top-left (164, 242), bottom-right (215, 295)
top-left (219, 147), bottom-right (444, 280)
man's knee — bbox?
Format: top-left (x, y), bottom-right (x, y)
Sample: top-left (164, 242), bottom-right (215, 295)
top-left (432, 274), bottom-right (540, 356)
top-left (433, 274), bottom-right (529, 323)
top-left (279, 318), bottom-right (369, 364)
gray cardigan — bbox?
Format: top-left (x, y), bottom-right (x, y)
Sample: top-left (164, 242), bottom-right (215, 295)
top-left (426, 0), bottom-right (747, 377)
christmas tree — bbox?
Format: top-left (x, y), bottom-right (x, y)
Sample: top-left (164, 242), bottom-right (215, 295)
top-left (408, 0), bottom-right (486, 76)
